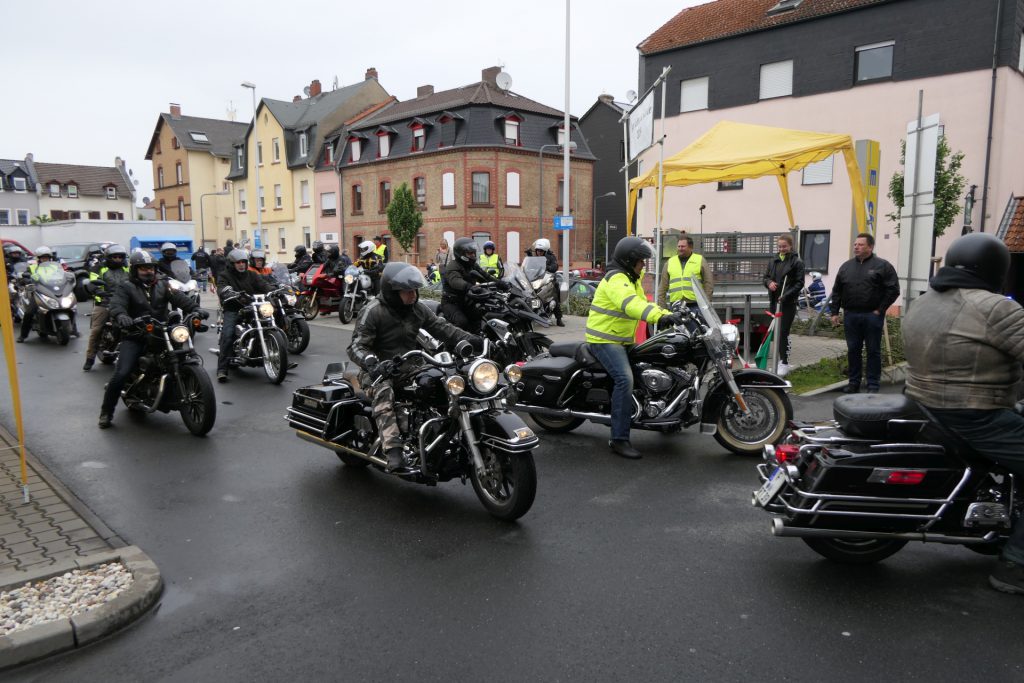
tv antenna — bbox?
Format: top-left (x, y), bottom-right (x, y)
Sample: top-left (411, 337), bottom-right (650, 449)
top-left (495, 70), bottom-right (513, 92)
top-left (332, 75), bottom-right (339, 90)
top-left (303, 85), bottom-right (311, 97)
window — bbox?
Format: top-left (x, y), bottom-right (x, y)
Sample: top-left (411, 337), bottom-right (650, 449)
top-left (176, 162), bottom-right (183, 184)
top-left (272, 137), bottom-right (281, 162)
top-left (680, 76), bottom-right (709, 112)
top-left (556, 179), bottom-right (568, 211)
top-left (88, 211), bottom-right (101, 220)
top-left (470, 172), bottom-right (490, 205)
top-left (69, 210), bottom-right (81, 219)
top-left (13, 177), bottom-right (26, 192)
top-left (412, 126), bottom-right (425, 151)
top-left (321, 192), bottom-right (337, 217)
top-left (379, 181), bottom-right (391, 211)
top-left (504, 119), bottom-right (520, 145)
top-left (238, 188), bottom-right (247, 212)
top-left (68, 184), bottom-right (78, 198)
top-left (351, 184), bottom-right (363, 213)
top-left (718, 180), bottom-right (744, 191)
top-left (506, 171), bottom-right (521, 206)
top-left (759, 60), bottom-right (793, 99)
top-left (303, 226), bottom-right (311, 248)
top-left (241, 230), bottom-right (247, 244)
top-left (378, 134), bottom-right (391, 158)
top-left (414, 177), bottom-right (426, 207)
top-left (300, 180), bottom-right (309, 206)
top-left (160, 202), bottom-right (167, 220)
top-left (224, 217), bottom-right (232, 230)
top-left (190, 131), bottom-right (209, 143)
top-left (350, 139), bottom-right (361, 162)
top-left (1020, 31), bottom-right (1024, 71)
top-left (258, 186), bottom-right (265, 210)
top-left (802, 157), bottom-right (834, 185)
top-left (236, 147), bottom-right (244, 168)
top-left (257, 141), bottom-right (263, 165)
top-left (855, 41), bottom-right (894, 83)
top-left (0, 209), bottom-right (9, 224)
top-left (800, 230), bottom-right (831, 272)
top-left (442, 172), bottom-right (455, 207)
top-left (49, 182), bottom-right (60, 197)
top-left (106, 186), bottom-right (117, 199)
top-left (274, 184), bottom-right (283, 209)
top-left (299, 132), bottom-right (308, 157)
top-left (157, 167), bottom-right (164, 188)
top-left (178, 198), bottom-right (185, 220)
top-left (172, 136), bottom-right (179, 149)
top-left (17, 210), bottom-right (30, 225)
top-left (107, 211), bottom-right (120, 220)
top-left (557, 127), bottom-right (568, 146)
top-left (279, 228), bottom-right (287, 251)
top-left (324, 142), bottom-right (334, 164)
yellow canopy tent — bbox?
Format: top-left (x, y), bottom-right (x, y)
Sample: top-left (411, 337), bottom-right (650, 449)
top-left (627, 120), bottom-right (869, 234)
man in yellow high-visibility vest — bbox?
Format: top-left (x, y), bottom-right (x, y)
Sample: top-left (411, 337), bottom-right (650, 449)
top-left (373, 236), bottom-right (389, 264)
top-left (656, 234), bottom-right (713, 307)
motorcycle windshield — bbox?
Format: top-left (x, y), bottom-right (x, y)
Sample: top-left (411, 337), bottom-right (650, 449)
top-left (502, 262), bottom-right (532, 293)
top-left (271, 263), bottom-right (290, 284)
top-left (521, 257), bottom-right (547, 281)
top-left (170, 260), bottom-right (192, 283)
top-left (33, 262), bottom-right (68, 289)
top-left (344, 265), bottom-right (361, 276)
top-left (690, 276), bottom-right (722, 331)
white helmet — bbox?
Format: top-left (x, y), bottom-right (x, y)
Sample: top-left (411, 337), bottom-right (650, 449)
top-left (358, 240), bottom-right (376, 258)
top-left (533, 238), bottom-right (551, 253)
top-left (810, 271), bottom-right (822, 280)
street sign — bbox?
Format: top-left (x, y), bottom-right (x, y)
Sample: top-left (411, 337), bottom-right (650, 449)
top-left (253, 233), bottom-right (261, 248)
top-left (553, 215), bottom-right (574, 231)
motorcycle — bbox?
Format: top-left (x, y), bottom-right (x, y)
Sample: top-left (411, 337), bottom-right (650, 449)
top-left (215, 291), bottom-right (290, 384)
top-left (119, 312), bottom-right (216, 436)
top-left (18, 261), bottom-right (78, 345)
top-left (167, 260), bottom-right (201, 308)
top-left (461, 276), bottom-right (553, 365)
top-left (285, 334), bottom-right (539, 520)
top-left (268, 264), bottom-right (310, 354)
top-left (752, 393), bottom-right (1023, 564)
top-left (296, 263), bottom-right (345, 321)
top-left (338, 263), bottom-right (375, 324)
top-left (515, 255), bottom-right (563, 323)
top-left (510, 277), bottom-right (793, 455)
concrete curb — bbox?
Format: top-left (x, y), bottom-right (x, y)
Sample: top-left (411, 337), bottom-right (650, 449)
top-left (0, 545), bottom-right (162, 670)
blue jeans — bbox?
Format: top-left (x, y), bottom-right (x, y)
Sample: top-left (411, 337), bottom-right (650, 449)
top-left (588, 342), bottom-right (634, 442)
top-left (931, 407), bottom-right (1024, 564)
top-left (843, 310), bottom-right (884, 390)
top-left (100, 337), bottom-right (146, 416)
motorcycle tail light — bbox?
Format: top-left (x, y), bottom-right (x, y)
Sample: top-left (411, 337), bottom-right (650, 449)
top-left (775, 444), bottom-right (799, 463)
top-left (145, 323), bottom-right (154, 333)
top-left (886, 470), bottom-right (926, 485)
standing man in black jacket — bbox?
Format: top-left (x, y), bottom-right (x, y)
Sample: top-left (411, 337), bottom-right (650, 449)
top-left (762, 233), bottom-right (805, 377)
top-left (829, 232), bottom-right (900, 394)
top-left (216, 249), bottom-right (275, 383)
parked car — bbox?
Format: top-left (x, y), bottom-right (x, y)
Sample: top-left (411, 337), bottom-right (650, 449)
top-left (50, 242), bottom-right (110, 301)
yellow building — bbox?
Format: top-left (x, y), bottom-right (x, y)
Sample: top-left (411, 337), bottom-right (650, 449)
top-left (226, 73), bottom-right (391, 261)
top-left (145, 103), bottom-right (248, 248)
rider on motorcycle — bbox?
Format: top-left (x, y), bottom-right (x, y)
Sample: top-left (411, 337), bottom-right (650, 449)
top-left (324, 245), bottom-right (344, 277)
top-left (310, 240), bottom-right (327, 265)
top-left (902, 232), bottom-right (1024, 595)
top-left (354, 240), bottom-right (385, 294)
top-left (99, 251), bottom-right (208, 428)
top-left (157, 242), bottom-right (190, 279)
top-left (288, 244), bottom-right (312, 274)
top-left (248, 249), bottom-right (275, 280)
top-left (479, 241), bottom-right (504, 279)
top-left (530, 238), bottom-right (564, 326)
top-left (441, 237), bottom-right (504, 330)
top-left (83, 243), bottom-right (129, 371)
top-left (347, 262), bottom-right (482, 472)
top-left (216, 248), bottom-right (276, 383)
top-left (585, 237), bottom-right (682, 460)
top-left (17, 246), bottom-right (56, 343)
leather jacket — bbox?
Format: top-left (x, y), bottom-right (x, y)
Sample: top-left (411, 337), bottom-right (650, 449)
top-left (441, 258), bottom-right (491, 304)
top-left (217, 266), bottom-right (275, 312)
top-left (109, 275), bottom-right (199, 332)
top-left (347, 296), bottom-right (474, 370)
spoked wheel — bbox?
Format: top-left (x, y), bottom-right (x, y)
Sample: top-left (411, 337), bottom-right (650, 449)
top-left (177, 364), bottom-right (217, 436)
top-left (714, 387), bottom-right (792, 455)
top-left (261, 329), bottom-right (288, 384)
top-left (339, 298), bottom-right (354, 324)
top-left (469, 446), bottom-right (536, 521)
top-left (300, 293), bottom-right (319, 320)
top-left (55, 320), bottom-right (72, 345)
top-left (530, 413), bottom-right (584, 434)
top-left (802, 538), bottom-right (907, 564)
top-left (286, 319), bottom-right (310, 354)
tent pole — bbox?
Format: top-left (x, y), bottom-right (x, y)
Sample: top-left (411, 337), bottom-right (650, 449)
top-left (654, 70), bottom-right (668, 298)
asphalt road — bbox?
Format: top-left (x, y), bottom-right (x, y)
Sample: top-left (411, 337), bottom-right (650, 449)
top-left (1, 308), bottom-right (1022, 682)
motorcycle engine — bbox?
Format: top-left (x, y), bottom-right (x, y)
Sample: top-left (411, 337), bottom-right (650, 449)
top-left (640, 368), bottom-right (674, 396)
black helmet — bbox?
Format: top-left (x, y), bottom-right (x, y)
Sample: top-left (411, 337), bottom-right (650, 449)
top-left (327, 245), bottom-right (340, 259)
top-left (105, 243), bottom-right (127, 260)
top-left (483, 241), bottom-right (496, 251)
top-left (452, 237), bottom-right (478, 264)
top-left (945, 232), bottom-right (1010, 291)
top-left (612, 237), bottom-right (653, 273)
top-left (294, 244), bottom-right (307, 257)
top-left (312, 240), bottom-right (324, 252)
top-left (380, 262), bottom-right (425, 312)
top-left (227, 248), bottom-right (249, 265)
top-left (129, 250), bottom-right (157, 282)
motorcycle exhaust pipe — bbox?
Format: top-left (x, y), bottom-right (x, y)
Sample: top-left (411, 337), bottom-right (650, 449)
top-left (771, 517), bottom-right (999, 545)
top-left (514, 404), bottom-right (612, 425)
top-left (295, 429), bottom-right (387, 467)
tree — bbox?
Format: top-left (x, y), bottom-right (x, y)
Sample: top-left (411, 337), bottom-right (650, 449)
top-left (886, 136), bottom-right (966, 237)
top-left (30, 215), bottom-right (55, 225)
top-left (386, 182), bottom-right (423, 259)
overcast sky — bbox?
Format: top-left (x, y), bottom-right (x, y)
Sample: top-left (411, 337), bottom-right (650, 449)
top-left (3, 0), bottom-right (701, 204)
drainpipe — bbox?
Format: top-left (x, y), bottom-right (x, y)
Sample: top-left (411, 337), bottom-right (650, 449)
top-left (979, 0), bottom-right (1003, 232)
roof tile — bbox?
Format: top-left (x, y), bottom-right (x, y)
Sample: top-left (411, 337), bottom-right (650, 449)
top-left (1003, 197), bottom-right (1024, 253)
top-left (32, 162), bottom-right (132, 198)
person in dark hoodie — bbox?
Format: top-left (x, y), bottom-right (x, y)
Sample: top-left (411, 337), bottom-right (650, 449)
top-left (215, 248), bottom-right (274, 383)
top-left (761, 233), bottom-right (805, 377)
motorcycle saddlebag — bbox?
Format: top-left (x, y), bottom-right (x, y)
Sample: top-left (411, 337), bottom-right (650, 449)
top-left (832, 394), bottom-right (925, 440)
top-left (519, 356), bottom-right (576, 408)
top-left (288, 383), bottom-right (357, 437)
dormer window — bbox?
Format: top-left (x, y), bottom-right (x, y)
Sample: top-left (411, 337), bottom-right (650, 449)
top-left (68, 184), bottom-right (78, 198)
top-left (190, 131), bottom-right (209, 143)
top-left (767, 0), bottom-right (803, 15)
top-left (504, 118), bottom-right (520, 146)
top-left (349, 138), bottom-right (362, 163)
top-left (13, 177), bottom-right (27, 193)
top-left (324, 142), bottom-right (334, 164)
top-left (49, 182), bottom-right (60, 197)
top-left (412, 125), bottom-right (425, 152)
top-left (299, 132), bottom-right (308, 157)
top-left (236, 146), bottom-right (244, 168)
top-left (437, 111), bottom-right (463, 148)
top-left (376, 127), bottom-right (397, 158)
top-left (106, 186), bottom-right (117, 200)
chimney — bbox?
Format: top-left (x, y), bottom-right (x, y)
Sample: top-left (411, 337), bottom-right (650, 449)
top-left (481, 66), bottom-right (501, 86)
top-left (115, 156), bottom-right (123, 168)
top-left (598, 93), bottom-right (615, 104)
top-left (365, 67), bottom-right (378, 81)
top-left (169, 103), bottom-right (182, 119)
top-left (310, 79), bottom-right (322, 97)
top-left (293, 95), bottom-right (302, 103)
top-left (417, 85), bottom-right (434, 98)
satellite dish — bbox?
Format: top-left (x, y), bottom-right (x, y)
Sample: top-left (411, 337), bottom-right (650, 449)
top-left (332, 75), bottom-right (339, 90)
top-left (303, 86), bottom-right (311, 97)
top-left (133, 180), bottom-right (140, 186)
top-left (626, 90), bottom-right (637, 103)
top-left (495, 71), bottom-right (513, 92)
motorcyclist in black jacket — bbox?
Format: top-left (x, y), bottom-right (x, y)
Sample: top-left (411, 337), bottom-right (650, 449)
top-left (83, 243), bottom-right (129, 371)
top-left (324, 245), bottom-right (343, 276)
top-left (310, 241), bottom-right (327, 265)
top-left (348, 262), bottom-right (481, 471)
top-left (98, 251), bottom-right (208, 428)
top-left (215, 248), bottom-right (275, 383)
top-left (157, 242), bottom-right (192, 279)
top-left (289, 245), bottom-right (312, 274)
top-left (441, 237), bottom-right (505, 330)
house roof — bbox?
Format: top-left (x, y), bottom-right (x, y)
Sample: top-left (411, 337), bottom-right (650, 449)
top-left (999, 196), bottom-right (1024, 253)
top-left (32, 161), bottom-right (133, 197)
top-left (147, 113), bottom-right (248, 159)
top-left (580, 95), bottom-right (626, 124)
top-left (0, 158), bottom-right (32, 179)
top-left (638, 0), bottom-right (890, 55)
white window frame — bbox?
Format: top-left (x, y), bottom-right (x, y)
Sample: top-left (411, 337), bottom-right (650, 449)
top-left (504, 120), bottom-right (519, 145)
top-left (106, 186), bottom-right (117, 199)
top-left (236, 147), bottom-right (244, 168)
top-left (350, 139), bottom-right (361, 162)
top-left (378, 134), bottom-right (390, 158)
top-left (258, 186), bottom-right (265, 210)
top-left (178, 198), bottom-right (185, 220)
top-left (49, 182), bottom-right (60, 197)
top-left (16, 209), bottom-right (29, 225)
top-left (324, 142), bottom-right (334, 164)
top-left (557, 127), bottom-right (567, 146)
top-left (412, 127), bottom-right (425, 151)
top-left (190, 131), bottom-right (209, 143)
top-left (279, 228), bottom-right (286, 251)
top-left (506, 171), bottom-right (521, 207)
top-left (272, 137), bottom-right (281, 162)
top-left (0, 209), bottom-right (9, 225)
top-left (257, 141), bottom-right (263, 165)
top-left (299, 132), bottom-right (308, 157)
top-left (759, 59), bottom-right (794, 100)
top-left (68, 184), bottom-right (78, 198)
top-left (802, 157), bottom-right (834, 185)
top-left (1019, 30), bottom-right (1024, 71)
top-left (855, 40), bottom-right (895, 83)
top-left (274, 183), bottom-right (283, 209)
top-left (300, 179), bottom-right (309, 206)
top-left (321, 191), bottom-right (337, 216)
top-left (238, 188), bottom-right (247, 212)
top-left (160, 203), bottom-right (167, 220)
top-left (680, 76), bottom-right (709, 113)
top-left (157, 168), bottom-right (164, 188)
top-left (176, 162), bottom-right (183, 184)
top-left (303, 226), bottom-right (311, 248)
top-left (442, 172), bottom-right (455, 207)
top-left (13, 177), bottom-right (27, 193)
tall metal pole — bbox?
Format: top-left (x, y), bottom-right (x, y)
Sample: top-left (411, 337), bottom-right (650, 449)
top-left (653, 70), bottom-right (668, 298)
top-left (592, 192), bottom-right (615, 267)
top-left (242, 82), bottom-right (262, 247)
top-left (199, 190), bottom-right (230, 249)
top-left (905, 90), bottom-right (924, 312)
top-left (561, 0), bottom-right (572, 295)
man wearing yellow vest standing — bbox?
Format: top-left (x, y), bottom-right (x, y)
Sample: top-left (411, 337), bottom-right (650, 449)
top-left (373, 236), bottom-right (389, 264)
top-left (656, 234), bottom-right (713, 308)
top-left (586, 237), bottom-right (683, 459)
top-left (478, 241), bottom-right (504, 278)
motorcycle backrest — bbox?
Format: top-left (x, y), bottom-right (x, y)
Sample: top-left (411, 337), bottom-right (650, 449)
top-left (323, 362), bottom-right (347, 383)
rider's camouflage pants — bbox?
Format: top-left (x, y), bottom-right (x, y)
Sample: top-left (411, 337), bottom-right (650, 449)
top-left (361, 373), bottom-right (402, 451)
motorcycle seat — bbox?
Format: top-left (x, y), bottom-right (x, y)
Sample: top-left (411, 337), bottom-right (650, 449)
top-left (549, 342), bottom-right (603, 369)
top-left (833, 394), bottom-right (925, 440)
top-left (342, 368), bottom-right (369, 401)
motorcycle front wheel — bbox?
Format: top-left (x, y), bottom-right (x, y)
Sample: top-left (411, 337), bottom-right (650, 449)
top-left (286, 318), bottom-right (310, 354)
top-left (714, 387), bottom-right (792, 455)
top-left (802, 537), bottom-right (907, 564)
top-left (261, 329), bottom-right (288, 384)
top-left (469, 446), bottom-right (537, 521)
top-left (178, 364), bottom-right (217, 436)
top-left (55, 319), bottom-right (72, 346)
top-left (339, 297), bottom-right (354, 324)
top-left (299, 293), bottom-right (319, 320)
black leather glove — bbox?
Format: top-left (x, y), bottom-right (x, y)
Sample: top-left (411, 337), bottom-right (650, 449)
top-left (661, 312), bottom-right (684, 327)
top-left (195, 309), bottom-right (210, 320)
top-left (468, 285), bottom-right (486, 297)
top-left (116, 314), bottom-right (133, 328)
top-left (369, 359), bottom-right (394, 382)
top-left (469, 335), bottom-right (485, 353)
top-left (495, 280), bottom-right (511, 292)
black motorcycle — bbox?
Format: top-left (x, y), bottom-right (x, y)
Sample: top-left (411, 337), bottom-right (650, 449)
top-left (120, 312), bottom-right (216, 436)
top-left (511, 279), bottom-right (792, 455)
top-left (752, 392), bottom-right (1023, 564)
top-left (285, 335), bottom-right (539, 520)
top-left (461, 273), bottom-right (553, 364)
top-left (96, 318), bottom-right (121, 365)
top-left (269, 264), bottom-right (310, 354)
top-left (215, 291), bottom-right (290, 384)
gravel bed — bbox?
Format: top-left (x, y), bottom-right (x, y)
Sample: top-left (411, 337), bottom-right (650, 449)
top-left (0, 562), bottom-right (133, 636)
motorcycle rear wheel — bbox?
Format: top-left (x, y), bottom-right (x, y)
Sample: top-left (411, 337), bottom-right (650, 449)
top-left (261, 329), bottom-right (289, 384)
top-left (55, 319), bottom-right (72, 346)
top-left (286, 319), bottom-right (310, 354)
top-left (339, 298), bottom-right (355, 324)
top-left (802, 537), bottom-right (908, 564)
top-left (178, 364), bottom-right (217, 436)
top-left (530, 414), bottom-right (584, 434)
top-left (714, 387), bottom-right (792, 456)
top-left (470, 446), bottom-right (537, 521)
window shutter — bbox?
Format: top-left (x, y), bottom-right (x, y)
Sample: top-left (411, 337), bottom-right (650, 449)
top-left (759, 60), bottom-right (793, 99)
top-left (442, 172), bottom-right (455, 206)
top-left (680, 77), bottom-right (709, 113)
top-left (802, 157), bottom-right (834, 185)
top-left (506, 171), bottom-right (520, 206)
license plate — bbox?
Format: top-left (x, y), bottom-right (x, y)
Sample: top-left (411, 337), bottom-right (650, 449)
top-left (755, 467), bottom-right (786, 507)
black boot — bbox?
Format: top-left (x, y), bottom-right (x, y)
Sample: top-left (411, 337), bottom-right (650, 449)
top-left (83, 357), bottom-right (95, 371)
top-left (609, 439), bottom-right (641, 459)
top-left (97, 412), bottom-right (112, 429)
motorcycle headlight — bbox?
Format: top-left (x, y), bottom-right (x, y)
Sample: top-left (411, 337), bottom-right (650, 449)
top-left (38, 291), bottom-right (58, 306)
top-left (721, 323), bottom-right (739, 346)
top-left (344, 274), bottom-right (355, 284)
top-left (169, 325), bottom-right (190, 343)
top-left (505, 364), bottom-right (523, 383)
top-left (258, 302), bottom-right (275, 318)
top-left (59, 295), bottom-right (76, 308)
top-left (446, 375), bottom-right (466, 396)
top-left (469, 359), bottom-right (500, 394)
top-left (285, 293), bottom-right (297, 306)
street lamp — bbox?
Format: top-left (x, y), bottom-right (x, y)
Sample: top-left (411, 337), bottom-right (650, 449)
top-left (241, 81), bottom-right (262, 243)
top-left (199, 190), bottom-right (231, 248)
top-left (699, 204), bottom-right (706, 234)
top-left (538, 141), bottom-right (577, 240)
top-left (592, 191), bottom-right (615, 267)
